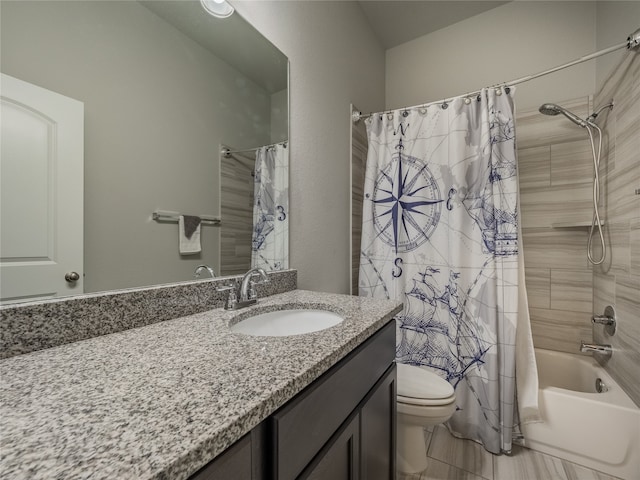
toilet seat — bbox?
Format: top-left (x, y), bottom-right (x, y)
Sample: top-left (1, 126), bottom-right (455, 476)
top-left (398, 394), bottom-right (455, 407)
top-left (396, 362), bottom-right (454, 404)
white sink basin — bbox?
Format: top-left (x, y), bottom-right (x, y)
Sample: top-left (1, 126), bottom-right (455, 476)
top-left (230, 309), bottom-right (344, 337)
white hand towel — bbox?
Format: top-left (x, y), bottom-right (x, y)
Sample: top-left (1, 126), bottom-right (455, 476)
top-left (179, 215), bottom-right (201, 255)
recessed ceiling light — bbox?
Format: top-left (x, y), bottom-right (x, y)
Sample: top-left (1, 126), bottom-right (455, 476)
top-left (200, 0), bottom-right (234, 19)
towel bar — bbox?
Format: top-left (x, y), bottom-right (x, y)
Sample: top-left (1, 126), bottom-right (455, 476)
top-left (152, 210), bottom-right (221, 226)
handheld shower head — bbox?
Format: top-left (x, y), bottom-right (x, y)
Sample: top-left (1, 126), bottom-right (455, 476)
top-left (539, 103), bottom-right (588, 128)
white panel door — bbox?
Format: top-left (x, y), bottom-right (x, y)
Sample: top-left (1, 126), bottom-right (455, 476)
top-left (1, 74), bottom-right (84, 303)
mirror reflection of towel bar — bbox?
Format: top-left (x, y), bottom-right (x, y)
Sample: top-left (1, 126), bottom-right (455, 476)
top-left (152, 210), bottom-right (221, 226)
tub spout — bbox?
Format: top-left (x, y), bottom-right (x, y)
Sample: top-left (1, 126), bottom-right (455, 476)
top-left (580, 341), bottom-right (612, 359)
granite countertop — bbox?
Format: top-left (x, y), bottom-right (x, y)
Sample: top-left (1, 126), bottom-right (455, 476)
top-left (0, 289), bottom-right (402, 480)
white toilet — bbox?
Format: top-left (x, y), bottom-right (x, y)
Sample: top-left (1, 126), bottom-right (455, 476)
top-left (396, 362), bottom-right (456, 473)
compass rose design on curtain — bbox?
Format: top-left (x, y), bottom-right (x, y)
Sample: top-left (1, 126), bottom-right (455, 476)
top-left (371, 137), bottom-right (443, 253)
top-left (359, 88), bottom-right (538, 454)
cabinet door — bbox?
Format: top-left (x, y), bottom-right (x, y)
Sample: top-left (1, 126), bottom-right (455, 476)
top-left (271, 322), bottom-right (395, 480)
top-left (361, 365), bottom-right (397, 480)
top-left (189, 433), bottom-right (252, 480)
top-left (299, 413), bottom-right (360, 480)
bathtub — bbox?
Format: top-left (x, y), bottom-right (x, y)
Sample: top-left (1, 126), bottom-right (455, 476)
top-left (521, 349), bottom-right (640, 480)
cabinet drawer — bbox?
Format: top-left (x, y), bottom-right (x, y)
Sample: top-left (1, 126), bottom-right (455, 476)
top-left (271, 321), bottom-right (395, 480)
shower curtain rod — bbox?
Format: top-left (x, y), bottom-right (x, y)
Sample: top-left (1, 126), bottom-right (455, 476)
top-left (353, 27), bottom-right (640, 122)
top-left (221, 141), bottom-right (287, 158)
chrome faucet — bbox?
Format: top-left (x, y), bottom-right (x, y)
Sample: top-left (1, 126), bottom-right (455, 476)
top-left (194, 264), bottom-right (216, 279)
top-left (580, 341), bottom-right (612, 359)
top-left (239, 267), bottom-right (269, 303)
top-left (216, 267), bottom-right (269, 310)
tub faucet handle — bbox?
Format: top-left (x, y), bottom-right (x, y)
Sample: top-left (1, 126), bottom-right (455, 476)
top-left (592, 315), bottom-right (614, 325)
top-left (592, 305), bottom-right (616, 335)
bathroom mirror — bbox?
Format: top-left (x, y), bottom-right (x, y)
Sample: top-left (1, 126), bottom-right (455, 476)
top-left (0, 0), bottom-right (288, 302)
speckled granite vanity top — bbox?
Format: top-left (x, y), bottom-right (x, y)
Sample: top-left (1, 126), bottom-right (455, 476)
top-left (0, 290), bottom-right (402, 480)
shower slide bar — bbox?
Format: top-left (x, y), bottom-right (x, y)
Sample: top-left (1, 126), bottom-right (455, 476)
top-left (353, 27), bottom-right (640, 122)
top-left (152, 210), bottom-right (221, 226)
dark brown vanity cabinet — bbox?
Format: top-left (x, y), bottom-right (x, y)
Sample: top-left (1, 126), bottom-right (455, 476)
top-left (190, 320), bottom-right (396, 480)
top-left (296, 365), bottom-right (396, 480)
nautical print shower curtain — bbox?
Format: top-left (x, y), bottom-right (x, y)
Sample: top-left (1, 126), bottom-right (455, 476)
top-left (251, 144), bottom-right (289, 271)
top-left (359, 88), bottom-right (537, 454)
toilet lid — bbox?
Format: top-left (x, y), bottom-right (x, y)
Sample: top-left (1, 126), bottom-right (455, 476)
top-left (397, 363), bottom-right (454, 400)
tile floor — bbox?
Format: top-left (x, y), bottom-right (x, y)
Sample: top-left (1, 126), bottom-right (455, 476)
top-left (397, 426), bottom-right (621, 480)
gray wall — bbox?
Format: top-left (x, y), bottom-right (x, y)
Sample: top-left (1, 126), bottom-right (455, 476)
top-left (595, 1), bottom-right (640, 91)
top-left (385, 1), bottom-right (598, 111)
top-left (234, 1), bottom-right (386, 294)
top-left (1, 1), bottom-right (273, 292)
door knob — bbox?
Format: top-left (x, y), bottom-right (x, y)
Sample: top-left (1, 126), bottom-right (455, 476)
top-left (65, 271), bottom-right (80, 282)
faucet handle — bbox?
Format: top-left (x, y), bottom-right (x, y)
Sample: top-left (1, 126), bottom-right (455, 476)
top-left (248, 271), bottom-right (269, 299)
top-left (216, 283), bottom-right (235, 292)
top-left (592, 305), bottom-right (616, 335)
top-left (248, 286), bottom-right (257, 301)
top-left (592, 315), bottom-right (614, 325)
top-left (216, 283), bottom-right (238, 310)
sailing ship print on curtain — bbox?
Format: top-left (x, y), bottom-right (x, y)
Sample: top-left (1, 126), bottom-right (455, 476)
top-left (251, 143), bottom-right (289, 271)
top-left (359, 88), bottom-right (536, 454)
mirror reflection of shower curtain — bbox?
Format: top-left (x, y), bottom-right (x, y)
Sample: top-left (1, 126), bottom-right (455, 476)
top-left (359, 88), bottom-right (539, 454)
top-left (251, 144), bottom-right (289, 271)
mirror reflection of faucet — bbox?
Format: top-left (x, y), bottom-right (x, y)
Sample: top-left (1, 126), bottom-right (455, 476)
top-left (194, 265), bottom-right (216, 279)
top-left (217, 267), bottom-right (270, 310)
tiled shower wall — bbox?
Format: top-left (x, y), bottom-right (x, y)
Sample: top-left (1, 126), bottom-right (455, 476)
top-left (220, 149), bottom-right (255, 276)
top-left (592, 52), bottom-right (640, 407)
top-left (517, 96), bottom-right (599, 354)
top-left (351, 106), bottom-right (368, 295)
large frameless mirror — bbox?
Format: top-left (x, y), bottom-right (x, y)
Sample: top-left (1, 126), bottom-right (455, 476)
top-left (0, 0), bottom-right (288, 303)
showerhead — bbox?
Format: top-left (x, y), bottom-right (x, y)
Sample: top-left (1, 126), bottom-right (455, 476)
top-left (539, 103), bottom-right (588, 128)
top-left (538, 103), bottom-right (562, 116)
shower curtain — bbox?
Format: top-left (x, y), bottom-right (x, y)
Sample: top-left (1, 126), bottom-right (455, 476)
top-left (359, 88), bottom-right (538, 454)
top-left (251, 144), bottom-right (289, 271)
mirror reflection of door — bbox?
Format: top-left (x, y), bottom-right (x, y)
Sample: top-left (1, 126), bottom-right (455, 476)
top-left (0, 74), bottom-right (84, 303)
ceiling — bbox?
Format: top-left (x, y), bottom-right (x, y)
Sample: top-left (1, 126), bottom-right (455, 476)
top-left (139, 1), bottom-right (509, 93)
top-left (358, 1), bottom-right (510, 49)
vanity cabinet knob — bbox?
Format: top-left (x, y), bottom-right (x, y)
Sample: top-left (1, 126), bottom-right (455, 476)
top-left (65, 272), bottom-right (80, 282)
